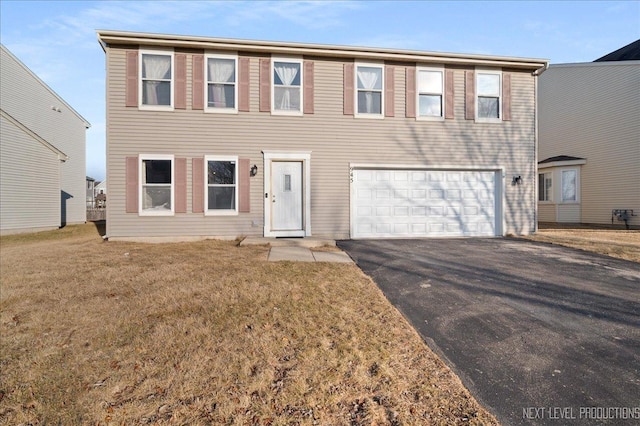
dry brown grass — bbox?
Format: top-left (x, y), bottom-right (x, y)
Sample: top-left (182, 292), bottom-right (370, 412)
top-left (520, 225), bottom-right (640, 262)
top-left (0, 224), bottom-right (497, 425)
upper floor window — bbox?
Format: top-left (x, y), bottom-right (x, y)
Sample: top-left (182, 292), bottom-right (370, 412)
top-left (272, 58), bottom-right (302, 114)
top-left (205, 156), bottom-right (238, 215)
top-left (206, 53), bottom-right (237, 113)
top-left (538, 172), bottom-right (552, 202)
top-left (476, 70), bottom-right (501, 120)
top-left (417, 67), bottom-right (444, 119)
top-left (356, 63), bottom-right (383, 117)
top-left (140, 51), bottom-right (173, 109)
top-left (140, 154), bottom-right (174, 215)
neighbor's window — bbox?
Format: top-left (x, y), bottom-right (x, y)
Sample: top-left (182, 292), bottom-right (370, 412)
top-left (417, 67), bottom-right (444, 119)
top-left (140, 155), bottom-right (173, 215)
top-left (356, 64), bottom-right (383, 116)
top-left (273, 59), bottom-right (302, 113)
top-left (476, 71), bottom-right (501, 120)
top-left (206, 156), bottom-right (238, 214)
top-left (140, 51), bottom-right (173, 108)
top-left (538, 172), bottom-right (552, 202)
top-left (561, 169), bottom-right (577, 202)
top-left (206, 54), bottom-right (237, 112)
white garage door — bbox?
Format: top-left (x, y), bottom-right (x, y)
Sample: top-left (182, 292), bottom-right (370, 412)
top-left (352, 169), bottom-right (499, 238)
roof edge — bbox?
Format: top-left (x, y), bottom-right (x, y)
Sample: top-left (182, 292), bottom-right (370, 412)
top-left (538, 159), bottom-right (587, 169)
top-left (96, 30), bottom-right (548, 70)
top-left (1, 44), bottom-right (91, 128)
top-left (1, 109), bottom-right (69, 161)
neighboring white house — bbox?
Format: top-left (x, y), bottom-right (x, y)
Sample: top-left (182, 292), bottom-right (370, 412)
top-left (0, 44), bottom-right (90, 235)
top-left (538, 39), bottom-right (640, 228)
top-left (95, 179), bottom-right (107, 196)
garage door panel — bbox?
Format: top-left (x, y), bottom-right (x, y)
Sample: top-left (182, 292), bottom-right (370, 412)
top-left (353, 168), bottom-right (499, 238)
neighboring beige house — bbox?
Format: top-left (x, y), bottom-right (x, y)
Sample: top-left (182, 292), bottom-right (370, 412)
top-left (97, 30), bottom-right (547, 241)
top-left (1, 44), bottom-right (90, 235)
top-left (538, 40), bottom-right (640, 228)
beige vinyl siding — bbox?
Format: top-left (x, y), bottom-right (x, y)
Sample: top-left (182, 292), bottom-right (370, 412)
top-left (0, 116), bottom-right (61, 234)
top-left (538, 204), bottom-right (556, 222)
top-left (0, 46), bottom-right (89, 225)
top-left (106, 47), bottom-right (538, 239)
top-left (539, 61), bottom-right (640, 227)
top-left (557, 204), bottom-right (581, 223)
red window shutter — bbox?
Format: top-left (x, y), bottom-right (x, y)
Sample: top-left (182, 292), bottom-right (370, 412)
top-left (125, 51), bottom-right (138, 107)
top-left (175, 157), bottom-right (187, 213)
top-left (445, 69), bottom-right (455, 119)
top-left (175, 53), bottom-right (187, 109)
top-left (125, 156), bottom-right (138, 213)
top-left (192, 54), bottom-right (204, 110)
top-left (259, 58), bottom-right (271, 112)
top-left (238, 57), bottom-right (250, 112)
top-left (303, 60), bottom-right (314, 114)
top-left (502, 72), bottom-right (512, 121)
top-left (385, 65), bottom-right (395, 117)
top-left (343, 63), bottom-right (354, 115)
top-left (405, 67), bottom-right (416, 118)
top-left (192, 158), bottom-right (204, 213)
top-left (465, 70), bottom-right (475, 120)
top-left (238, 158), bottom-right (250, 213)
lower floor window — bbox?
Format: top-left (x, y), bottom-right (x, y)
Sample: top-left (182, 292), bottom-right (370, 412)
top-left (538, 172), bottom-right (552, 201)
top-left (206, 156), bottom-right (237, 214)
top-left (561, 169), bottom-right (577, 202)
top-left (141, 155), bottom-right (173, 214)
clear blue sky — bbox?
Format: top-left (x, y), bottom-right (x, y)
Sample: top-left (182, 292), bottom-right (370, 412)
top-left (1, 0), bottom-right (638, 181)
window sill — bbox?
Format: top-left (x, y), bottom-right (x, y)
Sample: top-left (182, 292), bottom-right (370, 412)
top-left (205, 210), bottom-right (239, 216)
top-left (354, 113), bottom-right (384, 120)
top-left (416, 116), bottom-right (445, 122)
top-left (139, 105), bottom-right (174, 112)
top-left (139, 211), bottom-right (175, 217)
top-left (271, 110), bottom-right (303, 116)
top-left (204, 108), bottom-right (238, 114)
top-left (475, 118), bottom-right (502, 124)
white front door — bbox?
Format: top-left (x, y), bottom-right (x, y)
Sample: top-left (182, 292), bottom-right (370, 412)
top-left (271, 161), bottom-right (303, 232)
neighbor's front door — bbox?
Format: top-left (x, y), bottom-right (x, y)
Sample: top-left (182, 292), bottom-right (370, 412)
top-left (271, 161), bottom-right (303, 232)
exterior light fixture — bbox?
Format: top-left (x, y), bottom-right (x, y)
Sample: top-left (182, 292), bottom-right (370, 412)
top-left (250, 164), bottom-right (258, 176)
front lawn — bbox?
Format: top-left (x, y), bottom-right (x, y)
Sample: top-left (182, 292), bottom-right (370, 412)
top-left (0, 224), bottom-right (496, 425)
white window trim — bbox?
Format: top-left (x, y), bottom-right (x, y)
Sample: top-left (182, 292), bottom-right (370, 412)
top-left (204, 155), bottom-right (239, 216)
top-left (475, 68), bottom-right (502, 123)
top-left (204, 52), bottom-right (238, 114)
top-left (139, 48), bottom-right (174, 111)
top-left (271, 56), bottom-right (303, 116)
top-left (416, 65), bottom-right (445, 121)
top-left (139, 154), bottom-right (174, 216)
top-left (354, 62), bottom-right (384, 119)
top-left (538, 172), bottom-right (553, 203)
top-left (560, 168), bottom-right (580, 204)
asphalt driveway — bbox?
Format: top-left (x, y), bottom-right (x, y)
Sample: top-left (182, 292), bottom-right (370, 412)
top-left (337, 238), bottom-right (640, 425)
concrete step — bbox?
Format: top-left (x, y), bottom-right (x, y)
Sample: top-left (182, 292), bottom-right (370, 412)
top-left (240, 236), bottom-right (336, 248)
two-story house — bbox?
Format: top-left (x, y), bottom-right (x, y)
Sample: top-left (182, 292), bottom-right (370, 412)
top-left (1, 44), bottom-right (90, 235)
top-left (538, 40), bottom-right (639, 228)
top-left (97, 30), bottom-right (548, 241)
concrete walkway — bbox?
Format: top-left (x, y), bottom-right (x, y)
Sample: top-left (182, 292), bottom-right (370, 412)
top-left (240, 236), bottom-right (354, 263)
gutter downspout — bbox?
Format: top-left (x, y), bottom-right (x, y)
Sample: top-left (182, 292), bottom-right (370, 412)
top-left (532, 63), bottom-right (548, 233)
